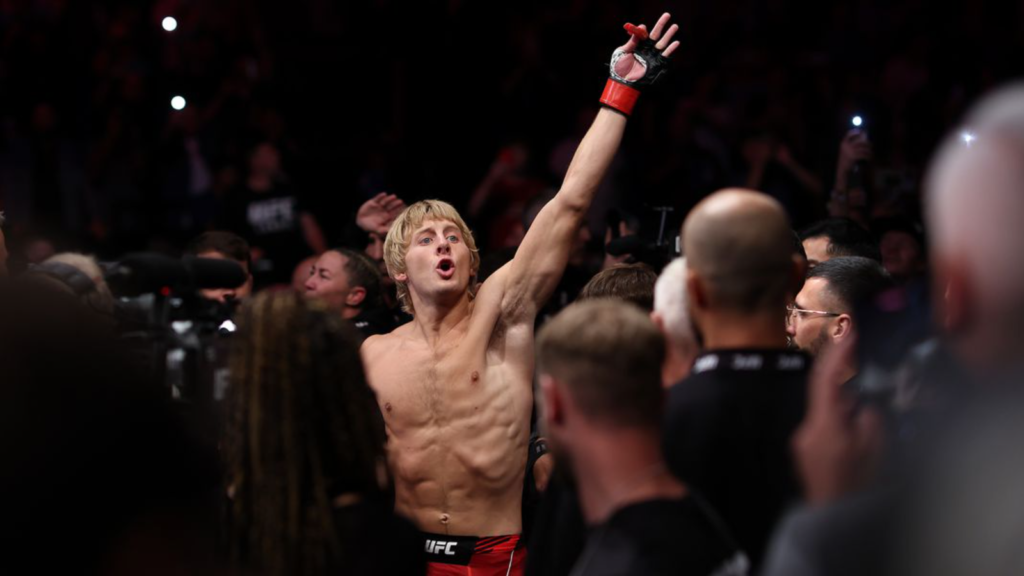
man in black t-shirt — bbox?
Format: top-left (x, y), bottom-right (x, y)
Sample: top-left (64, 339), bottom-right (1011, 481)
top-left (537, 300), bottom-right (747, 576)
top-left (221, 142), bottom-right (326, 286)
top-left (664, 188), bottom-right (809, 569)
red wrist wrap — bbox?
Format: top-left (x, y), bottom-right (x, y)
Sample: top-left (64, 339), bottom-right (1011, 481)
top-left (599, 79), bottom-right (640, 116)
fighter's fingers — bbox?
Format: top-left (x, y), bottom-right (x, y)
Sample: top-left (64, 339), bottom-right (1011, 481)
top-left (656, 24), bottom-right (679, 50)
top-left (623, 22), bottom-right (649, 41)
top-left (620, 24), bottom-right (647, 52)
top-left (662, 40), bottom-right (681, 58)
top-left (649, 12), bottom-right (671, 41)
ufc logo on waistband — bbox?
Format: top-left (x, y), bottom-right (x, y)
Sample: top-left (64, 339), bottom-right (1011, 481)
top-left (424, 540), bottom-right (457, 556)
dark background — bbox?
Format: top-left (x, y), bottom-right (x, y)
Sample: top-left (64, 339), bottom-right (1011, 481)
top-left (0, 0), bottom-right (1020, 260)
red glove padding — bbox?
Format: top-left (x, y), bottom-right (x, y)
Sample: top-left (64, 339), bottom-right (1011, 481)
top-left (600, 22), bottom-right (673, 116)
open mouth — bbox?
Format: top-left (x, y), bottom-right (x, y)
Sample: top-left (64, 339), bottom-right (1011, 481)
top-left (436, 258), bottom-right (455, 279)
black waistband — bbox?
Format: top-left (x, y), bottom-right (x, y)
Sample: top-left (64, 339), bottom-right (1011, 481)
top-left (692, 349), bottom-right (809, 375)
top-left (421, 532), bottom-right (520, 565)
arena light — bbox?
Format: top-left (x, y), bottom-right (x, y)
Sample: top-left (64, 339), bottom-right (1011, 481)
top-left (162, 17), bottom-right (178, 32)
top-left (171, 96), bottom-right (186, 110)
top-left (852, 115), bottom-right (863, 127)
top-left (961, 131), bottom-right (976, 146)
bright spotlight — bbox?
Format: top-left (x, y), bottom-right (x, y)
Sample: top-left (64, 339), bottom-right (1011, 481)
top-left (162, 17), bottom-right (178, 32)
top-left (961, 131), bottom-right (976, 146)
top-left (852, 115), bottom-right (863, 127)
top-left (171, 96), bottom-right (186, 110)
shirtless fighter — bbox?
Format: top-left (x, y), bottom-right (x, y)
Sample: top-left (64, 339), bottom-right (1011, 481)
top-left (361, 14), bottom-right (679, 576)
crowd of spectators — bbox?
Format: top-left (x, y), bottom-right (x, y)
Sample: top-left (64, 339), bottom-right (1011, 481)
top-left (1, 0), bottom-right (1020, 270)
top-left (3, 2), bottom-right (1024, 576)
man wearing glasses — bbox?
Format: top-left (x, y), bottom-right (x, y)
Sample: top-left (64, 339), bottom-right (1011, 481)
top-left (786, 256), bottom-right (893, 383)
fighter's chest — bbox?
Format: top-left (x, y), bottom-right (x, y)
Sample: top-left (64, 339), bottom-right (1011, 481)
top-left (372, 350), bottom-right (502, 424)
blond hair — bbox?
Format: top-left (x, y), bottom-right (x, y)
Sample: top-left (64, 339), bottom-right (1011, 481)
top-left (383, 200), bottom-right (480, 315)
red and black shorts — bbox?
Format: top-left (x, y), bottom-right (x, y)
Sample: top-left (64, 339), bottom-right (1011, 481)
top-left (422, 532), bottom-right (526, 576)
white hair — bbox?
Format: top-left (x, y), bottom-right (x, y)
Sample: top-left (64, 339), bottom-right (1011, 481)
top-left (654, 257), bottom-right (695, 348)
top-left (42, 253), bottom-right (115, 314)
top-left (926, 82), bottom-right (1024, 321)
top-left (45, 253), bottom-right (105, 284)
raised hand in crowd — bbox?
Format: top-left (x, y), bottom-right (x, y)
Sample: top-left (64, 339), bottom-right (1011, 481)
top-left (830, 129), bottom-right (873, 221)
top-left (356, 192), bottom-right (407, 237)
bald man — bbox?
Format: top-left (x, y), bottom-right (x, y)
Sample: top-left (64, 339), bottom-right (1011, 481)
top-left (663, 188), bottom-right (808, 569)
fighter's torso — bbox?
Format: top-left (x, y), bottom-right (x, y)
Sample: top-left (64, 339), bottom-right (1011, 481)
top-left (363, 306), bottom-right (534, 537)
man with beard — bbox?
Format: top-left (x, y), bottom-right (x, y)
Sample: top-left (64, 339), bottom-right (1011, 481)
top-left (786, 256), bottom-right (892, 384)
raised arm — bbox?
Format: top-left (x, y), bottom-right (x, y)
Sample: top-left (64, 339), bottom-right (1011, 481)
top-left (498, 13), bottom-right (680, 319)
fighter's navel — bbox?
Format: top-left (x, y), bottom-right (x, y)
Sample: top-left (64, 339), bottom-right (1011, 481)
top-left (439, 513), bottom-right (450, 525)
top-left (471, 371), bottom-right (479, 384)
top-left (384, 402), bottom-right (393, 412)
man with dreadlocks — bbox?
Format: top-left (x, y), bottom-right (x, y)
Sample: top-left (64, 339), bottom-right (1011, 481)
top-left (361, 14), bottom-right (680, 576)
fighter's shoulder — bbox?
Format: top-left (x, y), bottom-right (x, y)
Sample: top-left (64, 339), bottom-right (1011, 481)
top-left (361, 326), bottom-right (406, 359)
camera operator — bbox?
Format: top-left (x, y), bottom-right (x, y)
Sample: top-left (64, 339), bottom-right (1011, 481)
top-left (0, 281), bottom-right (221, 573)
top-left (23, 252), bottom-right (116, 319)
top-left (106, 250), bottom-right (249, 411)
top-left (185, 231), bottom-right (253, 304)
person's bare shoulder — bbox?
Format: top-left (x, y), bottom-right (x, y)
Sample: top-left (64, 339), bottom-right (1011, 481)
top-left (362, 323), bottom-right (409, 360)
